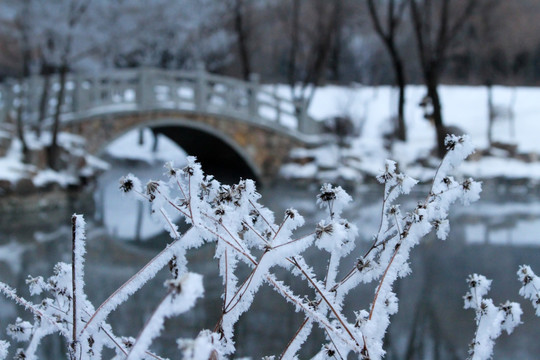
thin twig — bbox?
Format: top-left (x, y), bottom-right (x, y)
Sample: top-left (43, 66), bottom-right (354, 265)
top-left (71, 215), bottom-right (78, 358)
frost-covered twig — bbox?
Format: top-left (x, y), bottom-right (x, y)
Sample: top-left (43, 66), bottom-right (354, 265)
top-left (0, 136), bottom-right (491, 360)
top-left (517, 265), bottom-right (540, 316)
top-left (80, 227), bottom-right (201, 338)
top-left (126, 273), bottom-right (204, 360)
top-left (70, 214), bottom-right (86, 359)
top-left (463, 274), bottom-right (522, 360)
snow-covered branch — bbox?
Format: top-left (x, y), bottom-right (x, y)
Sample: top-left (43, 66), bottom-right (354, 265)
top-left (6, 135), bottom-right (536, 360)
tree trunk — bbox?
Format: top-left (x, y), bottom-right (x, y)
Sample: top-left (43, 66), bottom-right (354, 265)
top-left (389, 45), bottom-right (407, 141)
top-left (233, 0), bottom-right (251, 81)
top-left (329, 0), bottom-right (343, 82)
top-left (426, 75), bottom-right (446, 158)
top-left (37, 73), bottom-right (51, 138)
top-left (16, 93), bottom-right (29, 162)
top-left (366, 0), bottom-right (407, 142)
top-left (152, 129), bottom-right (159, 153)
top-left (486, 82), bottom-right (494, 147)
top-left (287, 0), bottom-right (300, 92)
top-left (48, 66), bottom-right (68, 170)
top-left (138, 128), bottom-right (144, 146)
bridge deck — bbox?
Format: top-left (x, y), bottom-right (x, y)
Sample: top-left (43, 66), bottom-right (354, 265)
top-left (0, 67), bottom-right (323, 141)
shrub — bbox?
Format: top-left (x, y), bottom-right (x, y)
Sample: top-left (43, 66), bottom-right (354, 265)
top-left (0, 135), bottom-right (538, 359)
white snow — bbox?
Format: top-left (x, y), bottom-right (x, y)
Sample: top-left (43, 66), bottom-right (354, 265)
top-left (2, 84), bottom-right (540, 189)
top-left (106, 127), bottom-right (187, 164)
top-left (0, 132), bottom-right (109, 189)
top-left (0, 140), bottom-right (34, 184)
top-left (276, 84), bottom-right (540, 182)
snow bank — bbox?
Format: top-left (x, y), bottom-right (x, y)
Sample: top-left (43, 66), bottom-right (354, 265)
top-left (279, 84), bottom-right (540, 182)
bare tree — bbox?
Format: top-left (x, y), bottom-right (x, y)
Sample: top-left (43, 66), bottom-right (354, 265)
top-left (14, 6), bottom-right (32, 159)
top-left (465, 0), bottom-right (519, 148)
top-left (44, 0), bottom-right (94, 170)
top-left (409, 0), bottom-right (477, 157)
top-left (285, 0), bottom-right (343, 117)
top-left (366, 0), bottom-right (408, 141)
top-left (226, 0), bottom-right (252, 80)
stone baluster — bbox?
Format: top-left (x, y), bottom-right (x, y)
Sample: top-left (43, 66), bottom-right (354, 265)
top-left (248, 73), bottom-right (260, 121)
top-left (4, 82), bottom-right (15, 122)
top-left (273, 86), bottom-right (281, 125)
top-left (0, 85), bottom-right (6, 123)
top-left (92, 76), bottom-right (100, 106)
top-left (28, 76), bottom-right (40, 122)
top-left (137, 68), bottom-right (153, 110)
top-left (296, 98), bottom-right (309, 134)
top-left (73, 75), bottom-right (83, 112)
top-left (296, 98), bottom-right (318, 134)
top-left (194, 62), bottom-right (207, 112)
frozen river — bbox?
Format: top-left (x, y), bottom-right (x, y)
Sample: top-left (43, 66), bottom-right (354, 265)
top-left (1, 160), bottom-right (539, 359)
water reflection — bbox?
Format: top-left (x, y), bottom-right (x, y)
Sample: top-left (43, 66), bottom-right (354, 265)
top-left (0, 162), bottom-right (539, 359)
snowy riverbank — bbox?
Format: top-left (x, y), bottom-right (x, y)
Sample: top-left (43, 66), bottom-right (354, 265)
top-left (280, 84), bottom-right (540, 183)
top-left (2, 84), bottom-right (540, 193)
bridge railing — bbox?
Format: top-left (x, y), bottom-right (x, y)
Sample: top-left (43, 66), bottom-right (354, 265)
top-left (0, 67), bottom-right (323, 137)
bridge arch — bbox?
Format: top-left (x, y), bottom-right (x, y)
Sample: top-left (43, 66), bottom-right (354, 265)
top-left (102, 118), bottom-right (262, 183)
top-left (68, 110), bottom-right (308, 185)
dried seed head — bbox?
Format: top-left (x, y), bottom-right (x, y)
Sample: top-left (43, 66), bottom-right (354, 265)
top-left (315, 222), bottom-right (333, 239)
top-left (216, 185), bottom-right (234, 204)
top-left (323, 345), bottom-right (335, 357)
top-left (285, 208), bottom-right (296, 219)
top-left (88, 336), bottom-right (95, 348)
top-left (356, 258), bottom-right (370, 272)
top-left (165, 278), bottom-right (183, 294)
top-left (121, 337), bottom-right (134, 349)
top-left (318, 190), bottom-right (336, 202)
top-left (164, 162), bottom-right (177, 177)
top-left (249, 209), bottom-right (259, 224)
top-left (318, 184), bottom-right (337, 202)
top-left (119, 177), bottom-right (134, 193)
top-left (215, 206), bottom-right (225, 216)
top-left (146, 181), bottom-right (159, 195)
top-left (443, 176), bottom-right (451, 186)
top-left (15, 349), bottom-right (26, 359)
top-left (304, 296), bottom-right (318, 310)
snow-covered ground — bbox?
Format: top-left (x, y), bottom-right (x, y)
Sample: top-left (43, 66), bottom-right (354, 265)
top-left (279, 84), bottom-right (540, 182)
top-left (0, 132), bottom-right (108, 190)
top-left (106, 127), bottom-right (187, 163)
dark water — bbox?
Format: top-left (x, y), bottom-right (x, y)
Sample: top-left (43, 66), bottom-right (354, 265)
top-left (1, 162), bottom-right (539, 359)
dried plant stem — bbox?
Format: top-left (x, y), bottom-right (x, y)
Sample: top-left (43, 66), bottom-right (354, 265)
top-left (156, 189), bottom-right (190, 218)
top-left (79, 229), bottom-right (196, 338)
top-left (202, 225), bottom-right (257, 266)
top-left (272, 232), bottom-right (315, 250)
top-left (368, 245), bottom-right (399, 321)
top-left (249, 199), bottom-right (277, 233)
top-left (242, 220), bottom-right (271, 245)
top-left (266, 275), bottom-right (363, 353)
top-left (0, 283), bottom-right (66, 336)
top-left (125, 290), bottom-right (173, 360)
top-left (71, 215), bottom-right (78, 358)
top-left (279, 318), bottom-right (310, 359)
top-left (289, 257), bottom-right (362, 349)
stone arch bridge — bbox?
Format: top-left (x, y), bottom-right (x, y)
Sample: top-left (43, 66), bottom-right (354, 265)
top-left (0, 67), bottom-right (325, 183)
